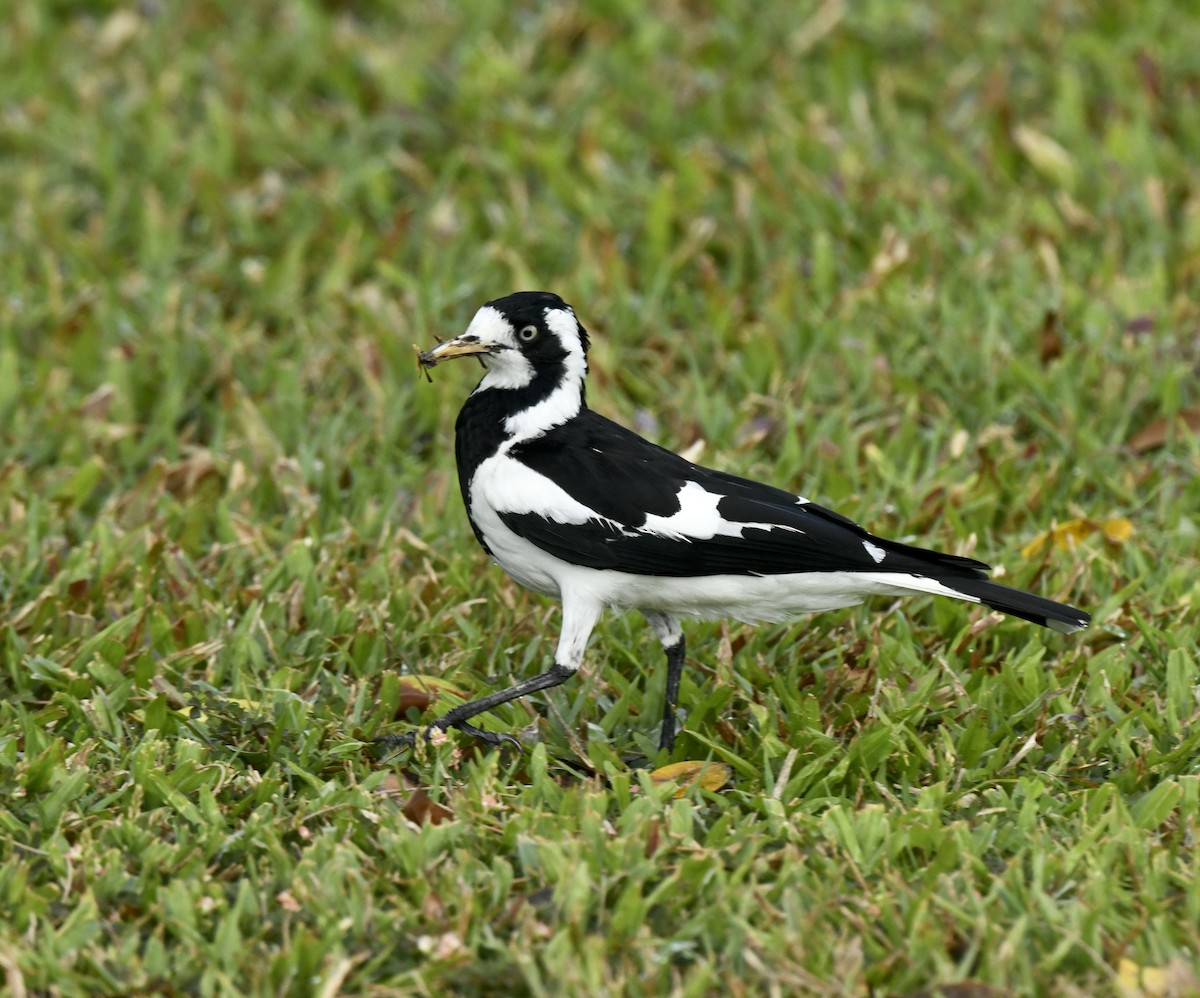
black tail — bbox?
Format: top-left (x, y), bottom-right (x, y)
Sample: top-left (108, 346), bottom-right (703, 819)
top-left (947, 578), bottom-right (1090, 633)
top-left (806, 505), bottom-right (1091, 633)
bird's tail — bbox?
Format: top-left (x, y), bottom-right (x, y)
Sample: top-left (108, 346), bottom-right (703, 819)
top-left (861, 536), bottom-right (1089, 632)
top-left (935, 578), bottom-right (1090, 633)
top-left (852, 569), bottom-right (1090, 633)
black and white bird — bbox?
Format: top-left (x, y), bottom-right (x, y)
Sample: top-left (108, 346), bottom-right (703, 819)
top-left (385, 291), bottom-right (1089, 753)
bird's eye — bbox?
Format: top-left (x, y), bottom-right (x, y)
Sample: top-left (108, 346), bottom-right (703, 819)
top-left (518, 325), bottom-right (539, 342)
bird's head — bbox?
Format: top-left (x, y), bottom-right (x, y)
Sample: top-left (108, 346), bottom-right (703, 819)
top-left (419, 291), bottom-right (590, 396)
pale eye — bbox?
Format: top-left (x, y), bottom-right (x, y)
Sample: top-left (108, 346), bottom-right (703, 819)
top-left (518, 325), bottom-right (539, 342)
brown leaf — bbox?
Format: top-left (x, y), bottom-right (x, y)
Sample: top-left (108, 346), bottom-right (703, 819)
top-left (714, 717), bottom-right (739, 746)
top-left (644, 817), bottom-right (661, 858)
top-left (1128, 409), bottom-right (1200, 453)
top-left (399, 682), bottom-right (435, 713)
top-left (1038, 309), bottom-right (1062, 365)
top-left (376, 772), bottom-right (407, 800)
top-left (1125, 314), bottom-right (1156, 336)
top-left (395, 675), bottom-right (467, 717)
top-left (79, 383), bottom-right (116, 419)
top-left (164, 451), bottom-right (222, 497)
top-left (1135, 50), bottom-right (1163, 104)
top-left (402, 787), bottom-right (454, 825)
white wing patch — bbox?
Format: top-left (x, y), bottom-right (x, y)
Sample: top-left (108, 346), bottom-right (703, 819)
top-left (640, 481), bottom-right (803, 541)
top-left (862, 540), bottom-right (887, 564)
top-left (473, 453), bottom-right (618, 528)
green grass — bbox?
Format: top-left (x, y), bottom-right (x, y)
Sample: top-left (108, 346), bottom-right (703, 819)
top-left (2, 1), bottom-right (1199, 995)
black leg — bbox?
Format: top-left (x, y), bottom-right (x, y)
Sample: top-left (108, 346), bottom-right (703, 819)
top-left (378, 662), bottom-right (576, 752)
top-left (659, 634), bottom-right (686, 753)
top-left (643, 611), bottom-right (687, 753)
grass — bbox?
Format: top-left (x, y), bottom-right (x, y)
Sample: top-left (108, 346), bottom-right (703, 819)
top-left (2, 0), bottom-right (1199, 994)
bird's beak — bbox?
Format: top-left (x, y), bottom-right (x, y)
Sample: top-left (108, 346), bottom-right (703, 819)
top-left (416, 335), bottom-right (502, 370)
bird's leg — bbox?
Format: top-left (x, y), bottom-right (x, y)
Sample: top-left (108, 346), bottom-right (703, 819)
top-left (375, 664), bottom-right (576, 751)
top-left (659, 635), bottom-right (686, 752)
top-left (644, 612), bottom-right (685, 753)
top-left (376, 665), bottom-right (575, 751)
top-left (379, 596), bottom-right (602, 751)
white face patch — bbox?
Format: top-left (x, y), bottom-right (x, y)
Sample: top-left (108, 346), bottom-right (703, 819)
top-left (461, 306), bottom-right (534, 392)
top-left (641, 480), bottom-right (804, 541)
top-left (862, 540), bottom-right (886, 564)
top-left (502, 306), bottom-right (587, 440)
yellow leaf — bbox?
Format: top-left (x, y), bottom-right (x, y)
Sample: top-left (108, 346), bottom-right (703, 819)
top-left (1116, 957), bottom-right (1171, 998)
top-left (1019, 516), bottom-right (1133, 558)
top-left (1102, 517), bottom-right (1135, 544)
top-left (1019, 530), bottom-right (1049, 559)
top-left (647, 761), bottom-right (732, 797)
top-left (1020, 518), bottom-right (1099, 558)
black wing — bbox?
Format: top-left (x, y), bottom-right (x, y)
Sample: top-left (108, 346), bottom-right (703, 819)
top-left (499, 409), bottom-right (991, 580)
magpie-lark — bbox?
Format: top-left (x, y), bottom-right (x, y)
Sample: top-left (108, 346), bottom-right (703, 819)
top-left (384, 291), bottom-right (1089, 753)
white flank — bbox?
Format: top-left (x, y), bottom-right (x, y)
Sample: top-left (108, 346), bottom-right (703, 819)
top-left (564, 563), bottom-right (981, 623)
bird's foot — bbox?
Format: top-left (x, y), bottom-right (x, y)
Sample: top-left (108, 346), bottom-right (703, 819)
top-left (374, 721), bottom-right (521, 753)
top-left (448, 720), bottom-right (522, 750)
top-left (375, 730), bottom-right (418, 750)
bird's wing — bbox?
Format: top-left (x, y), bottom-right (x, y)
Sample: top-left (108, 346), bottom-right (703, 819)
top-left (496, 410), bottom-right (991, 579)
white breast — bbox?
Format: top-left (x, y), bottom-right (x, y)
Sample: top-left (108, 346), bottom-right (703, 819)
top-left (467, 449), bottom-right (616, 598)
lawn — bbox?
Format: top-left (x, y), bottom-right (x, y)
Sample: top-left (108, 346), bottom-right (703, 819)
top-left (2, 1), bottom-right (1199, 995)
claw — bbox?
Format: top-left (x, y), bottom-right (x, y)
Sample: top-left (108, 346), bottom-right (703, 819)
top-left (452, 721), bottom-right (523, 750)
